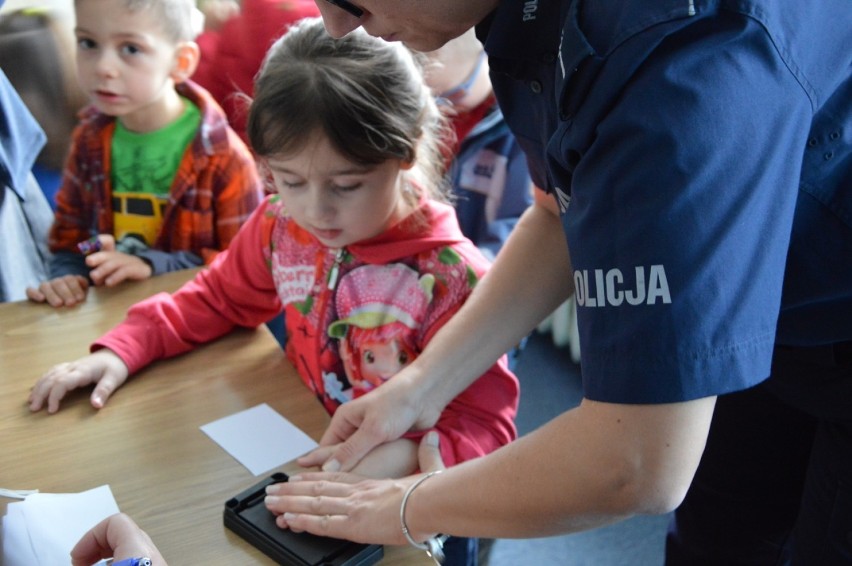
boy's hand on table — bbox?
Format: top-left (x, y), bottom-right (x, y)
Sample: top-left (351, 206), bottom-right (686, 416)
top-left (87, 251), bottom-right (152, 287)
top-left (26, 275), bottom-right (90, 307)
top-left (29, 349), bottom-right (130, 414)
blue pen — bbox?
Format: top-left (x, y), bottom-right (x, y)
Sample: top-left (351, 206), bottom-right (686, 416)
top-left (101, 558), bottom-right (152, 566)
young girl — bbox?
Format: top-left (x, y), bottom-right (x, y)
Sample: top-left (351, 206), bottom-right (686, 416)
top-left (28, 17), bottom-right (518, 481)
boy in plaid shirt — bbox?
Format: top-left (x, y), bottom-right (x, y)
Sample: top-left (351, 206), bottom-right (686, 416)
top-left (27, 0), bottom-right (262, 307)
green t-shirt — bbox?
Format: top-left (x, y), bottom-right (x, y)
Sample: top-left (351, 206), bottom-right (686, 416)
top-left (110, 98), bottom-right (200, 245)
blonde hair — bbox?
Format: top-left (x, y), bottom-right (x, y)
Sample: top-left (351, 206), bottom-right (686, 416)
top-left (75, 0), bottom-right (198, 43)
top-left (247, 17), bottom-right (450, 203)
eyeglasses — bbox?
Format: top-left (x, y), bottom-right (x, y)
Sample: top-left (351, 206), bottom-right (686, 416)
top-left (324, 0), bottom-right (364, 18)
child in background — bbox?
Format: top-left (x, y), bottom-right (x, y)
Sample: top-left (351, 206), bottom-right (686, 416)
top-left (26, 0), bottom-right (262, 308)
top-left (29, 12), bottom-right (518, 491)
top-left (423, 30), bottom-right (536, 375)
top-left (0, 68), bottom-right (54, 303)
top-left (0, 6), bottom-right (87, 208)
top-left (193, 0), bottom-right (320, 142)
top-left (422, 29), bottom-right (534, 262)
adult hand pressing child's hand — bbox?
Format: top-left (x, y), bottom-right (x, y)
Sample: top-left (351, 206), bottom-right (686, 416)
top-left (29, 349), bottom-right (130, 413)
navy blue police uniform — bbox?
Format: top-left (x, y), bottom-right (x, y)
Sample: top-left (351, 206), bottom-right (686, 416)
top-left (477, 0), bottom-right (851, 562)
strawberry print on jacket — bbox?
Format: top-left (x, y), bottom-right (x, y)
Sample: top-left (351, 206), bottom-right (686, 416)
top-left (329, 263), bottom-right (435, 397)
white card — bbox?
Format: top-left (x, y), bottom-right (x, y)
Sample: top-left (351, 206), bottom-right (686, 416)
top-left (200, 403), bottom-right (319, 476)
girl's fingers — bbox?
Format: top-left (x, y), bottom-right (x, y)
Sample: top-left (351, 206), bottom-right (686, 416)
top-left (296, 445), bottom-right (335, 468)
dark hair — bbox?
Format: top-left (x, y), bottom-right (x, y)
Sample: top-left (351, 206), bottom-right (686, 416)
top-left (247, 17), bottom-right (449, 202)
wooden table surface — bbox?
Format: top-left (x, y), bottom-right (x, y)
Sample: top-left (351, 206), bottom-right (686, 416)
top-left (0, 268), bottom-right (428, 564)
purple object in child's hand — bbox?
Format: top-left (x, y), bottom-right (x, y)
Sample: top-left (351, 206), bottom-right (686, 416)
top-left (77, 236), bottom-right (102, 255)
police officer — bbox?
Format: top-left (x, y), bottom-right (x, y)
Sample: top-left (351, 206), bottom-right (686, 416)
top-left (247, 1), bottom-right (852, 564)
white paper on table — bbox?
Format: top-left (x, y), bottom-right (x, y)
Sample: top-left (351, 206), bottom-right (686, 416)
top-left (2, 504), bottom-right (36, 565)
top-left (200, 403), bottom-right (318, 476)
top-left (2, 484), bottom-right (120, 566)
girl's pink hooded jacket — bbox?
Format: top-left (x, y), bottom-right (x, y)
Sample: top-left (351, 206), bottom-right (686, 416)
top-left (94, 195), bottom-right (519, 466)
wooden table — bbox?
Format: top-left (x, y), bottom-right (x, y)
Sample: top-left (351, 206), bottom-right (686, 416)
top-left (0, 269), bottom-right (427, 564)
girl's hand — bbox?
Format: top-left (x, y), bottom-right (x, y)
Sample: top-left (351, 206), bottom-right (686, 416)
top-left (266, 432), bottom-right (445, 544)
top-left (28, 350), bottom-right (130, 413)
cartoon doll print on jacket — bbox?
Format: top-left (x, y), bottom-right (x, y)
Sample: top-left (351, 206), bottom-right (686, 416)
top-left (328, 264), bottom-right (435, 398)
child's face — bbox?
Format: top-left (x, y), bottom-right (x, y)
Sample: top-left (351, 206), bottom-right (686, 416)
top-left (265, 133), bottom-right (414, 248)
top-left (74, 0), bottom-right (183, 131)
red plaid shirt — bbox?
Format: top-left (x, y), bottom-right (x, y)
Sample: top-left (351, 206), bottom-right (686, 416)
top-left (49, 80), bottom-right (262, 265)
